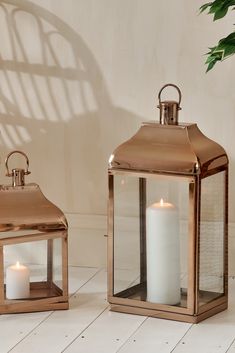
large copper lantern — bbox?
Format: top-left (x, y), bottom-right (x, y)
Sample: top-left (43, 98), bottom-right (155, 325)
top-left (107, 84), bottom-right (228, 323)
top-left (0, 151), bottom-right (68, 314)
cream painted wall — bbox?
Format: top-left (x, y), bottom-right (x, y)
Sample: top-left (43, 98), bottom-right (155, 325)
top-left (1, 0), bottom-right (235, 267)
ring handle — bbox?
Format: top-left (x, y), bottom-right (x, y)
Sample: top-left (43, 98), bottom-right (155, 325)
top-left (5, 150), bottom-right (30, 177)
top-left (158, 83), bottom-right (182, 105)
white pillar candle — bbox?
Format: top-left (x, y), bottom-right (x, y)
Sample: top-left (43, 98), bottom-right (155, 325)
top-left (146, 199), bottom-right (180, 305)
top-left (6, 261), bottom-right (30, 299)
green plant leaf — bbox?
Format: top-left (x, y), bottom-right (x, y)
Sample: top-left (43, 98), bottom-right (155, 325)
top-left (206, 60), bottom-right (217, 72)
top-left (204, 31), bottom-right (235, 71)
top-left (200, 0), bottom-right (235, 20)
top-left (213, 6), bottom-right (229, 20)
top-left (199, 2), bottom-right (213, 12)
top-left (200, 1), bottom-right (235, 71)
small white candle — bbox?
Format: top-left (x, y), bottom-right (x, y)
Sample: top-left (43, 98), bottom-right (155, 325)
top-left (6, 261), bottom-right (30, 299)
top-left (146, 198), bottom-right (180, 305)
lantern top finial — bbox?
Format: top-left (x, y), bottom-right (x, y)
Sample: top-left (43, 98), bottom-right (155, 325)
top-left (157, 84), bottom-right (181, 125)
top-left (5, 150), bottom-right (31, 187)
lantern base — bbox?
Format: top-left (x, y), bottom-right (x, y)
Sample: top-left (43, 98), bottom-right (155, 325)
top-left (109, 302), bottom-right (228, 324)
top-left (0, 300), bottom-right (69, 315)
top-left (0, 282), bottom-right (69, 314)
top-left (112, 282), bottom-right (224, 311)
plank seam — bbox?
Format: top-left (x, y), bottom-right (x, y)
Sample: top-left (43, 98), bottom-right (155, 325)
top-left (61, 306), bottom-right (109, 353)
top-left (225, 337), bottom-right (235, 353)
top-left (115, 316), bottom-right (148, 353)
top-left (170, 324), bottom-right (193, 352)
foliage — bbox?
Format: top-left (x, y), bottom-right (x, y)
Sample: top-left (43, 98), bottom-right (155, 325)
top-left (200, 0), bottom-right (235, 71)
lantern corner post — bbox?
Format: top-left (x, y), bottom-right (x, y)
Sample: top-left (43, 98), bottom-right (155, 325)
top-left (139, 177), bottom-right (147, 284)
top-left (224, 167), bottom-right (229, 300)
top-left (107, 173), bottom-right (114, 299)
top-left (47, 239), bottom-right (53, 288)
top-left (0, 245), bottom-right (4, 303)
top-left (62, 230), bottom-right (69, 299)
top-left (188, 175), bottom-right (200, 315)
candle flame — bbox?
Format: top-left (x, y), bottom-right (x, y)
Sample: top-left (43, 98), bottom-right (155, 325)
top-left (16, 261), bottom-right (20, 269)
top-left (160, 198), bottom-right (164, 206)
top-left (108, 154), bottom-right (114, 164)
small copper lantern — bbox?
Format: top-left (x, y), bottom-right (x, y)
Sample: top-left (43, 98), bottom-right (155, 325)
top-left (108, 84), bottom-right (228, 323)
top-left (0, 151), bottom-right (68, 314)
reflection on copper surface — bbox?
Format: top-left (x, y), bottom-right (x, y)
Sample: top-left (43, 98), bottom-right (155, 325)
top-left (0, 183), bottom-right (67, 232)
top-left (109, 122), bottom-right (228, 176)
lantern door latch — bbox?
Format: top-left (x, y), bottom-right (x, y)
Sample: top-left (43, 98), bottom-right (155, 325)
top-left (5, 150), bottom-right (31, 187)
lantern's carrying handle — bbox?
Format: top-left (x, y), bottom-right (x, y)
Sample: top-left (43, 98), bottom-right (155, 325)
top-left (157, 84), bottom-right (182, 125)
top-left (158, 83), bottom-right (182, 105)
top-left (5, 150), bottom-right (31, 187)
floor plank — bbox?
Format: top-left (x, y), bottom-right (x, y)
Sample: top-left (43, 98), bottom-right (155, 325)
top-left (117, 317), bottom-right (191, 353)
top-left (63, 309), bottom-right (146, 353)
top-left (0, 312), bottom-right (50, 353)
top-left (8, 269), bottom-right (108, 353)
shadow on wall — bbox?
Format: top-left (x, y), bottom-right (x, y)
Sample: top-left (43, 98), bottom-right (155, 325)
top-left (0, 0), bottom-right (142, 214)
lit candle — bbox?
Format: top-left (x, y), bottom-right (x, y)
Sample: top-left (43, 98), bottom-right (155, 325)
top-left (6, 261), bottom-right (30, 299)
top-left (146, 198), bottom-right (180, 305)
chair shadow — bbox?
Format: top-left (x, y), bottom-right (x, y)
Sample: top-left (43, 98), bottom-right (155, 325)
top-left (0, 0), bottom-right (143, 212)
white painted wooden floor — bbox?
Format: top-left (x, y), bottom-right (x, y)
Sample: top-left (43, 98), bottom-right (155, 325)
top-left (1, 267), bottom-right (235, 353)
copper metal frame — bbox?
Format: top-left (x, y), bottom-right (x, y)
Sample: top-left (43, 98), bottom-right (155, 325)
top-left (108, 165), bottom-right (228, 323)
top-left (0, 230), bottom-right (68, 314)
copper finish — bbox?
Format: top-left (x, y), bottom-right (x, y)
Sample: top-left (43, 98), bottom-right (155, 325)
top-left (158, 84), bottom-right (182, 125)
top-left (0, 184), bottom-right (67, 232)
top-left (108, 84), bottom-right (229, 323)
top-left (47, 239), bottom-right (53, 288)
top-left (0, 150), bottom-right (68, 315)
top-left (139, 178), bottom-right (146, 283)
top-left (0, 247), bottom-right (4, 302)
top-left (107, 174), bottom-right (114, 297)
top-left (109, 122), bottom-right (228, 176)
top-left (110, 301), bottom-right (228, 324)
top-left (62, 236), bottom-right (69, 297)
top-left (187, 179), bottom-right (197, 314)
top-left (109, 284), bottom-right (191, 315)
top-left (223, 169), bottom-right (229, 298)
top-left (195, 177), bottom-right (201, 314)
top-left (0, 230), bottom-right (66, 246)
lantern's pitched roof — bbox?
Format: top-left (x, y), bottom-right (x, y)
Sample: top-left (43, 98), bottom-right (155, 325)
top-left (109, 122), bottom-right (228, 176)
top-left (0, 184), bottom-right (67, 232)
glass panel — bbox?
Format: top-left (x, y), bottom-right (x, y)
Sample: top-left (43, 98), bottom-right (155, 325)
top-left (113, 173), bottom-right (191, 309)
top-left (4, 240), bottom-right (47, 300)
top-left (2, 236), bottom-right (63, 301)
top-left (113, 175), bottom-right (140, 295)
top-left (199, 171), bottom-right (225, 306)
